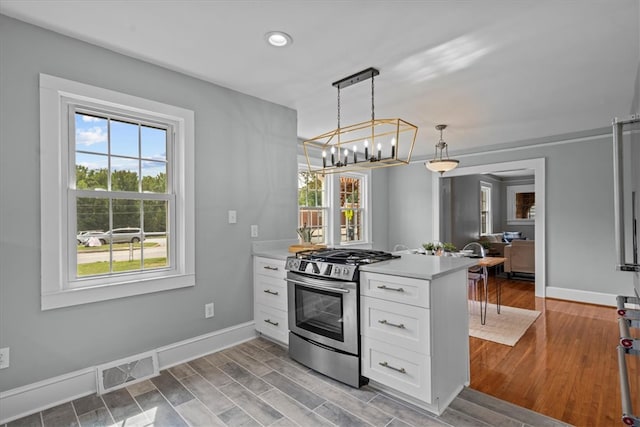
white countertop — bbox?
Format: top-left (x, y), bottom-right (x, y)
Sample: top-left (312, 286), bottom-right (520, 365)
top-left (252, 249), bottom-right (292, 260)
top-left (252, 239), bottom-right (297, 260)
top-left (359, 253), bottom-right (476, 280)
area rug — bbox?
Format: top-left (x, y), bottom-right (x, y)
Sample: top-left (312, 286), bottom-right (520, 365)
top-left (469, 303), bottom-right (541, 346)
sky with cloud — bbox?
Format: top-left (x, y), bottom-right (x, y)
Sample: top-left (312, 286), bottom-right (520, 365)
top-left (75, 113), bottom-right (167, 180)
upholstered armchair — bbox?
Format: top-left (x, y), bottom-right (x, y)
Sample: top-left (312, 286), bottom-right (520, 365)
top-left (504, 240), bottom-right (535, 277)
top-left (478, 233), bottom-right (508, 256)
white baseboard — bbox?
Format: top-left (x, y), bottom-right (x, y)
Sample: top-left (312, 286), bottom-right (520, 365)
top-left (0, 368), bottom-right (97, 425)
top-left (0, 321), bottom-right (256, 424)
top-left (545, 286), bottom-right (617, 306)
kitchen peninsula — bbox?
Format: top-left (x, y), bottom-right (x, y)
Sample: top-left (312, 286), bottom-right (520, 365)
top-left (359, 253), bottom-right (475, 415)
top-left (253, 245), bottom-right (476, 416)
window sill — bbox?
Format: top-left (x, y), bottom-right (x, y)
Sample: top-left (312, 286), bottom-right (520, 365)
top-left (41, 273), bottom-right (195, 310)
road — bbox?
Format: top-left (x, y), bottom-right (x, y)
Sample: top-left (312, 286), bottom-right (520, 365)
top-left (77, 238), bottom-right (167, 264)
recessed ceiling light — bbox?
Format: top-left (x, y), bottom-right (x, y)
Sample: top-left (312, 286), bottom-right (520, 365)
top-left (265, 31), bottom-right (293, 47)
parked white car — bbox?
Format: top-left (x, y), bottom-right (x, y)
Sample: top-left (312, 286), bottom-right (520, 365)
top-left (105, 227), bottom-right (145, 244)
top-left (78, 228), bottom-right (144, 245)
top-left (77, 230), bottom-right (104, 245)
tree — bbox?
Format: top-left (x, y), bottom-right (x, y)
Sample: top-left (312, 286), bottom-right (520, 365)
top-left (75, 166), bottom-right (168, 233)
top-left (298, 172), bottom-right (323, 207)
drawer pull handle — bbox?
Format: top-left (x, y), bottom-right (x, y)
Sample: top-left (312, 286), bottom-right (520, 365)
top-left (377, 285), bottom-right (405, 292)
top-left (264, 319), bottom-right (279, 326)
top-left (379, 361), bottom-right (406, 374)
top-left (378, 319), bottom-right (405, 329)
top-left (264, 266), bottom-right (279, 271)
top-left (263, 289), bottom-right (279, 295)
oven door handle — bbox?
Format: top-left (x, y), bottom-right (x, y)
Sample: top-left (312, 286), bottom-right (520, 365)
top-left (285, 276), bottom-right (352, 294)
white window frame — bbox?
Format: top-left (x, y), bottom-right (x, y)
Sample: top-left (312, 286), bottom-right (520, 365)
top-left (506, 184), bottom-right (535, 225)
top-left (40, 74), bottom-right (195, 310)
top-left (480, 181), bottom-right (492, 235)
top-left (296, 168), bottom-right (371, 247)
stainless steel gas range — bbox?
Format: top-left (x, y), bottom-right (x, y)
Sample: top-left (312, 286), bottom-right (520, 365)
top-left (285, 248), bottom-right (398, 388)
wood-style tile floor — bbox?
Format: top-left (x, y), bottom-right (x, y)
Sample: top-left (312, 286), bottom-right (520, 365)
top-left (470, 276), bottom-right (639, 427)
top-left (5, 334), bottom-right (566, 427)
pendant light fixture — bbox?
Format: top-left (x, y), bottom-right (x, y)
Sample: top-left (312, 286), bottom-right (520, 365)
top-left (425, 124), bottom-right (459, 175)
top-left (303, 67), bottom-right (418, 174)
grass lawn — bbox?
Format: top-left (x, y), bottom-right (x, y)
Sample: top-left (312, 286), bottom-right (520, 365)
top-left (78, 257), bottom-right (168, 276)
top-left (77, 242), bottom-right (159, 252)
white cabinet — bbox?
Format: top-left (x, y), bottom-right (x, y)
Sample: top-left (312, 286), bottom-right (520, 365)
top-left (253, 257), bottom-right (288, 344)
top-left (360, 270), bottom-right (469, 415)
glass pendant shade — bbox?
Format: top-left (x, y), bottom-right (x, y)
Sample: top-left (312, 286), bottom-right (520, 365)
top-left (426, 158), bottom-right (459, 174)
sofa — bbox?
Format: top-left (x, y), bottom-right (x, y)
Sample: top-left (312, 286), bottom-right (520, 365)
top-left (504, 240), bottom-right (535, 277)
top-left (478, 231), bottom-right (528, 257)
top-left (478, 233), bottom-right (508, 256)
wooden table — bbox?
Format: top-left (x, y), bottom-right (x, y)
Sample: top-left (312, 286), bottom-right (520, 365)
top-left (473, 256), bottom-right (506, 324)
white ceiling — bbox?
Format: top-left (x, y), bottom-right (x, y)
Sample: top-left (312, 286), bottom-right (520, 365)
top-left (2, 0), bottom-right (638, 158)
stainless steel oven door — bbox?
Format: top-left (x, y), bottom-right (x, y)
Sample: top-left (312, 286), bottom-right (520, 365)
top-left (286, 272), bottom-right (358, 355)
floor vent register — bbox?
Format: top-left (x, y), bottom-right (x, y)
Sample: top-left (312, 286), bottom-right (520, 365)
top-left (96, 350), bottom-right (159, 395)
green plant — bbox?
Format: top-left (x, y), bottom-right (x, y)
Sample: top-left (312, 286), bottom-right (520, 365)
top-left (442, 242), bottom-right (457, 252)
top-left (422, 242), bottom-right (442, 252)
top-left (297, 223), bottom-right (315, 243)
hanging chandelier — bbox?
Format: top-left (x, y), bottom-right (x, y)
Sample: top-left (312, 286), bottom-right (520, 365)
top-left (303, 67), bottom-right (418, 174)
top-left (425, 124), bottom-right (459, 175)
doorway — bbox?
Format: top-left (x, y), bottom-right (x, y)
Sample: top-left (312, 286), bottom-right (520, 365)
top-left (431, 158), bottom-right (546, 297)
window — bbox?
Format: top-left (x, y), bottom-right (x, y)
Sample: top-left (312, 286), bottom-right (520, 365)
top-left (40, 74), bottom-right (195, 310)
top-left (340, 175), bottom-right (363, 243)
top-left (297, 172), bottom-right (327, 244)
top-left (480, 182), bottom-right (492, 235)
top-left (297, 169), bottom-right (369, 246)
top-left (73, 110), bottom-right (170, 278)
top-left (507, 184), bottom-right (535, 225)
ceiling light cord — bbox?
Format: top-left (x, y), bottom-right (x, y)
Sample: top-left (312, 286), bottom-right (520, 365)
top-left (337, 86), bottom-right (341, 131)
top-left (371, 74), bottom-right (375, 122)
top-left (436, 126), bottom-right (448, 159)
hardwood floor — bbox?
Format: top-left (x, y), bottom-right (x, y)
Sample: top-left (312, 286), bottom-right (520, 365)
top-left (470, 276), bottom-right (639, 426)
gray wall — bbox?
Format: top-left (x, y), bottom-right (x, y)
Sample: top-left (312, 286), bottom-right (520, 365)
top-left (0, 16), bottom-right (297, 391)
top-left (370, 168), bottom-right (390, 251)
top-left (440, 174), bottom-right (505, 250)
top-left (386, 163), bottom-right (434, 250)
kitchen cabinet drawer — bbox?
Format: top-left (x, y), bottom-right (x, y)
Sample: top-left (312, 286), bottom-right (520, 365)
top-left (254, 257), bottom-right (286, 279)
top-left (361, 336), bottom-right (432, 403)
top-left (360, 272), bottom-right (429, 308)
top-left (255, 275), bottom-right (287, 311)
top-left (255, 304), bottom-right (288, 345)
top-left (361, 296), bottom-right (430, 355)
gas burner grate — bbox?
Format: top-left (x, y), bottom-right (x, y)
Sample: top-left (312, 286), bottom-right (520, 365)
top-left (295, 248), bottom-right (398, 265)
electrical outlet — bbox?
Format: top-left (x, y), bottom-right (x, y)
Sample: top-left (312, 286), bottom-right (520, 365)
top-left (0, 347), bottom-right (9, 369)
top-left (228, 210), bottom-right (237, 224)
top-left (251, 225), bottom-right (259, 238)
top-left (205, 302), bottom-right (214, 318)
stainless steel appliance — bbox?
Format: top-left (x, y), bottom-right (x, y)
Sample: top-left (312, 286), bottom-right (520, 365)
top-left (285, 248), bottom-right (397, 388)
